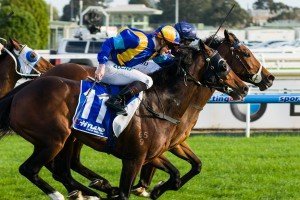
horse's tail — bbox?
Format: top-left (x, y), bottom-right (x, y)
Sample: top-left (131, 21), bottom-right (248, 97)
top-left (0, 80), bottom-right (32, 140)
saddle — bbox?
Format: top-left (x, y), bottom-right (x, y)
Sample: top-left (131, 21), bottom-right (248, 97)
top-left (72, 80), bottom-right (142, 139)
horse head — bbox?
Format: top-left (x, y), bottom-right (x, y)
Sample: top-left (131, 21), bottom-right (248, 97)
top-left (221, 30), bottom-right (274, 91)
top-left (197, 40), bottom-right (248, 100)
top-left (8, 38), bottom-right (54, 76)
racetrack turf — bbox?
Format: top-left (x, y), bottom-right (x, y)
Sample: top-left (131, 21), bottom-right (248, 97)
top-left (0, 134), bottom-right (299, 200)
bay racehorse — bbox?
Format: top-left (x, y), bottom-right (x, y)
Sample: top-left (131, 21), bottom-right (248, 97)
top-left (0, 38), bottom-right (53, 98)
top-left (132, 30), bottom-right (275, 199)
top-left (0, 40), bottom-right (248, 199)
top-left (0, 31), bottom-right (274, 199)
top-left (0, 38), bottom-right (114, 197)
top-left (42, 30), bottom-right (273, 198)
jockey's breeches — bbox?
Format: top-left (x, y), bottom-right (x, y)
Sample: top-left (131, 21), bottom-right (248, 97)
top-left (101, 61), bottom-right (158, 89)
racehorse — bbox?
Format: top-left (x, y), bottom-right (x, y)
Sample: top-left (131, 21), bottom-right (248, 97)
top-left (0, 38), bottom-right (113, 197)
top-left (0, 38), bottom-right (53, 98)
top-left (0, 31), bottom-right (274, 199)
top-left (0, 40), bottom-right (248, 199)
top-left (132, 30), bottom-right (275, 198)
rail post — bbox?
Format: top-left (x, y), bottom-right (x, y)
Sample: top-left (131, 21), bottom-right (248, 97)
top-left (245, 87), bottom-right (251, 137)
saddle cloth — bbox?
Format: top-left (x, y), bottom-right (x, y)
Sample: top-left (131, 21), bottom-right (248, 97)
top-left (72, 80), bottom-right (142, 139)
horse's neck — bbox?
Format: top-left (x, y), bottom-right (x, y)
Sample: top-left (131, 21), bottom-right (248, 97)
top-left (38, 58), bottom-right (55, 73)
top-left (146, 81), bottom-right (198, 120)
top-left (192, 87), bottom-right (215, 110)
top-left (165, 86), bottom-right (216, 148)
top-left (0, 59), bottom-right (20, 98)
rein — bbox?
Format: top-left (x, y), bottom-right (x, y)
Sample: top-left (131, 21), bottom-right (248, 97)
top-left (140, 46), bottom-right (230, 125)
top-left (141, 55), bottom-right (184, 125)
top-left (180, 67), bottom-right (202, 86)
top-left (141, 99), bottom-right (180, 125)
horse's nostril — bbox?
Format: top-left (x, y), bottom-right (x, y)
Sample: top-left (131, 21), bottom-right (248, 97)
top-left (221, 64), bottom-right (227, 71)
top-left (268, 75), bottom-right (275, 82)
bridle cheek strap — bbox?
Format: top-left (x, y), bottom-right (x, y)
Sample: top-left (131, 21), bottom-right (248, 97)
top-left (230, 43), bottom-right (263, 84)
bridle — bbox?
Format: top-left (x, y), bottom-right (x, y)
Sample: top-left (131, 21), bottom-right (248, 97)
top-left (147, 46), bottom-right (234, 124)
top-left (0, 40), bottom-right (41, 77)
top-left (178, 47), bottom-right (233, 94)
top-left (143, 45), bottom-right (234, 125)
top-left (229, 40), bottom-right (263, 84)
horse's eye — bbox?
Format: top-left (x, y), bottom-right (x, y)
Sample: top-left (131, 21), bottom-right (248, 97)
top-left (242, 51), bottom-right (250, 58)
top-left (30, 52), bottom-right (36, 58)
top-left (26, 51), bottom-right (38, 62)
top-left (219, 60), bottom-right (227, 71)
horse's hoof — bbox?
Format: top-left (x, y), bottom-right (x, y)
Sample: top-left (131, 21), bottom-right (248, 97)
top-left (68, 190), bottom-right (84, 200)
top-left (89, 179), bottom-right (113, 193)
top-left (107, 187), bottom-right (120, 198)
top-left (150, 181), bottom-right (165, 200)
top-left (174, 179), bottom-right (181, 190)
top-left (48, 191), bottom-right (65, 200)
top-left (131, 187), bottom-right (150, 197)
top-left (83, 196), bottom-right (101, 200)
top-left (89, 179), bottom-right (104, 188)
top-left (157, 181), bottom-right (165, 187)
top-left (150, 191), bottom-right (159, 200)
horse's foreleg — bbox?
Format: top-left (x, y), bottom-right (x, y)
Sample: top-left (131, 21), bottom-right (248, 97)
top-left (48, 137), bottom-right (100, 198)
top-left (169, 141), bottom-right (202, 188)
top-left (119, 158), bottom-right (144, 200)
top-left (149, 155), bottom-right (181, 200)
top-left (131, 163), bottom-right (156, 197)
top-left (19, 144), bottom-right (65, 200)
top-left (70, 139), bottom-right (117, 196)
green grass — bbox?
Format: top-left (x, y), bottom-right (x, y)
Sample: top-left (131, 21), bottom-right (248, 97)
top-left (0, 135), bottom-right (299, 200)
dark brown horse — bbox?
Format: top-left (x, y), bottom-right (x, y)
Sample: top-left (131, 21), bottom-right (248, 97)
top-left (132, 30), bottom-right (275, 198)
top-left (0, 41), bottom-right (248, 199)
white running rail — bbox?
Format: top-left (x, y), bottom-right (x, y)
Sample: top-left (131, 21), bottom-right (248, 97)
top-left (36, 50), bottom-right (300, 75)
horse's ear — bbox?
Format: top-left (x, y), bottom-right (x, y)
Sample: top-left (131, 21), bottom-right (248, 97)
top-left (9, 38), bottom-right (21, 50)
top-left (9, 38), bottom-right (13, 46)
top-left (224, 29), bottom-right (230, 41)
top-left (198, 39), bottom-right (205, 50)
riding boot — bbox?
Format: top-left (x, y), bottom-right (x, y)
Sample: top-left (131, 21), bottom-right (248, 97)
top-left (105, 81), bottom-right (147, 115)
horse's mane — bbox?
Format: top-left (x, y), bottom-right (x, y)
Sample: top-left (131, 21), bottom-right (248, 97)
top-left (204, 32), bottom-right (240, 49)
top-left (149, 46), bottom-right (200, 88)
top-left (204, 36), bottom-right (224, 49)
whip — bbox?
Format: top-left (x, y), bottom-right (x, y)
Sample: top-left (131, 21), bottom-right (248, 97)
top-left (208, 4), bottom-right (236, 46)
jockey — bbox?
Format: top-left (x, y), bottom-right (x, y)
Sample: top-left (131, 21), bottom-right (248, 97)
top-left (95, 25), bottom-right (180, 115)
top-left (131, 22), bottom-right (199, 76)
top-left (174, 21), bottom-right (198, 46)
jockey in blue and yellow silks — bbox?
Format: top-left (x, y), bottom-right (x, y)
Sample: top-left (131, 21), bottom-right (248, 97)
top-left (95, 25), bottom-right (180, 115)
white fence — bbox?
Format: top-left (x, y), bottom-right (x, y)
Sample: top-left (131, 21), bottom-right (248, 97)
top-left (36, 50), bottom-right (300, 76)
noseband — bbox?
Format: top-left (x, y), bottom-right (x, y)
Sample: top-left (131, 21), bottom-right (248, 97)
top-left (229, 40), bottom-right (263, 84)
top-left (202, 51), bottom-right (233, 93)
